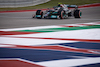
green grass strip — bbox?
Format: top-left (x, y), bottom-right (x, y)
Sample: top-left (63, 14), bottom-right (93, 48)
top-left (15, 25), bottom-right (100, 33)
top-left (16, 30), bottom-right (55, 32)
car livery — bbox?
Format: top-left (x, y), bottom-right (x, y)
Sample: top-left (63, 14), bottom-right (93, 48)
top-left (33, 4), bottom-right (82, 19)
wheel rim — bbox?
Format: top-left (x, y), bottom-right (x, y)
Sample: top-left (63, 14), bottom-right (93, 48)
top-left (79, 11), bottom-right (82, 18)
top-left (61, 11), bottom-right (65, 19)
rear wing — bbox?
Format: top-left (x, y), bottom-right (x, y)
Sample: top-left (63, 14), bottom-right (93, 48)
top-left (65, 5), bottom-right (78, 8)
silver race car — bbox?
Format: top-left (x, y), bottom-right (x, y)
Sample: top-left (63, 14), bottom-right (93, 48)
top-left (32, 4), bottom-right (82, 19)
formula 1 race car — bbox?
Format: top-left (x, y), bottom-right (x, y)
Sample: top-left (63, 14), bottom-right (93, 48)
top-left (32, 4), bottom-right (82, 19)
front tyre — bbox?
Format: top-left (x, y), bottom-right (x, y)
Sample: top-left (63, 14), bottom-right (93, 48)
top-left (74, 10), bottom-right (82, 18)
top-left (36, 10), bottom-right (43, 19)
top-left (59, 11), bottom-right (66, 19)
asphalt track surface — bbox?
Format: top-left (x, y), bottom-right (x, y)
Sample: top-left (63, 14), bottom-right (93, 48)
top-left (0, 6), bottom-right (100, 29)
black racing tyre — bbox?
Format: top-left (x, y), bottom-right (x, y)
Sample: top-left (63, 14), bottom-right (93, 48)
top-left (59, 10), bottom-right (65, 19)
top-left (36, 10), bottom-right (43, 19)
top-left (74, 10), bottom-right (82, 18)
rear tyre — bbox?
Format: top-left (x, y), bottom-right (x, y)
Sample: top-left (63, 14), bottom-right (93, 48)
top-left (74, 10), bottom-right (82, 18)
top-left (36, 10), bottom-right (43, 19)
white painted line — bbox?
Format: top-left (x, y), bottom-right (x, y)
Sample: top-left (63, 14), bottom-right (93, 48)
top-left (0, 25), bottom-right (61, 31)
top-left (0, 45), bottom-right (13, 47)
top-left (0, 36), bottom-right (77, 46)
top-left (36, 57), bottom-right (100, 67)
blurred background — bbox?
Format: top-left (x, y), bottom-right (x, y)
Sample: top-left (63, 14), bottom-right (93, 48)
top-left (0, 0), bottom-right (100, 11)
top-left (0, 0), bottom-right (50, 8)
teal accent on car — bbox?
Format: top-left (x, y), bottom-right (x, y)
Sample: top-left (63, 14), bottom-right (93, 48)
top-left (80, 12), bottom-right (82, 16)
top-left (53, 12), bottom-right (58, 14)
top-left (36, 15), bottom-right (41, 17)
top-left (51, 15), bottom-right (57, 18)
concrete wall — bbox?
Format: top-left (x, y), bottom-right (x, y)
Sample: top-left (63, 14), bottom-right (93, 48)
top-left (0, 0), bottom-right (50, 8)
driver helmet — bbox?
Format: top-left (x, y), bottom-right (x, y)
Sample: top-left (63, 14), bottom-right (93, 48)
top-left (58, 3), bottom-right (62, 7)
